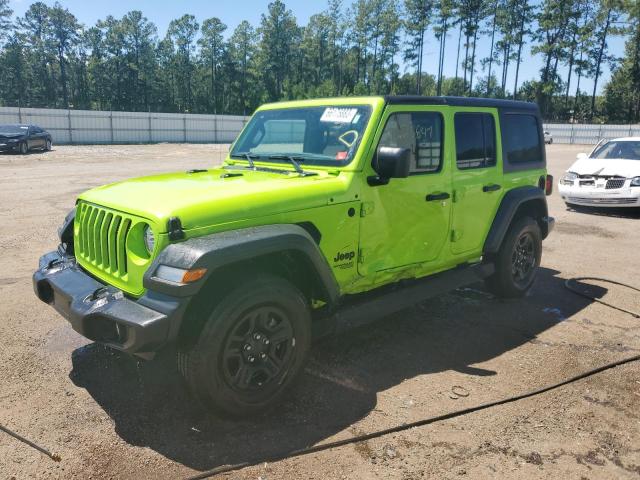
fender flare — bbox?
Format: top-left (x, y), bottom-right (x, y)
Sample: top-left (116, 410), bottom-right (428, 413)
top-left (143, 224), bottom-right (340, 304)
top-left (483, 186), bottom-right (549, 255)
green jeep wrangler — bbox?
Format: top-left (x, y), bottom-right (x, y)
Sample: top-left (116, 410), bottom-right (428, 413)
top-left (34, 96), bottom-right (554, 416)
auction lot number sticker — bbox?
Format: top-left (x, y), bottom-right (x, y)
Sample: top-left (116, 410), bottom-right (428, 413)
top-left (321, 108), bottom-right (358, 123)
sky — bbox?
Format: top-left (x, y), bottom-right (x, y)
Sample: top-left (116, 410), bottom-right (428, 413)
top-left (8, 0), bottom-right (628, 95)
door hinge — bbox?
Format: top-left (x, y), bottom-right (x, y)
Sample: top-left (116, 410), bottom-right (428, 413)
top-left (451, 229), bottom-right (462, 242)
top-left (360, 202), bottom-right (375, 217)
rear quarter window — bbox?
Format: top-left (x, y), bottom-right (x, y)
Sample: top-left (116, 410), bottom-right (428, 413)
top-left (501, 113), bottom-right (544, 167)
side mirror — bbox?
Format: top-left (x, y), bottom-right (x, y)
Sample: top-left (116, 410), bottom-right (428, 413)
top-left (373, 146), bottom-right (411, 179)
top-left (576, 152), bottom-right (588, 160)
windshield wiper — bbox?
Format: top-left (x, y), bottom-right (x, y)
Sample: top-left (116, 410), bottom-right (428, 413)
top-left (267, 155), bottom-right (317, 176)
top-left (229, 152), bottom-right (259, 169)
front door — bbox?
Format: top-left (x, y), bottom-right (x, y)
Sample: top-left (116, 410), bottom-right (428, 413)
top-left (358, 106), bottom-right (452, 275)
top-left (450, 110), bottom-right (504, 256)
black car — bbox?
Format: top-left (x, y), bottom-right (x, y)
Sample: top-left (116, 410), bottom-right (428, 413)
top-left (0, 124), bottom-right (52, 154)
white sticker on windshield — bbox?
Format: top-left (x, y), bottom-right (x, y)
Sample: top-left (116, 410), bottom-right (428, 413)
top-left (320, 108), bottom-right (358, 123)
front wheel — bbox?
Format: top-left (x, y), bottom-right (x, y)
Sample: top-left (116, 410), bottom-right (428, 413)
top-left (18, 142), bottom-right (28, 154)
top-left (178, 274), bottom-right (311, 417)
top-left (485, 216), bottom-right (542, 298)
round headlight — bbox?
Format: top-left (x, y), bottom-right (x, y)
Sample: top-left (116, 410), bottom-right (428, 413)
top-left (143, 225), bottom-right (155, 254)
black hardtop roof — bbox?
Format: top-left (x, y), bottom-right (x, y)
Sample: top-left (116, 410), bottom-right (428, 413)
top-left (384, 95), bottom-right (538, 111)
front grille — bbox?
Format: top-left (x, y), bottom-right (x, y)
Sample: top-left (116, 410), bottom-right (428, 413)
top-left (76, 203), bottom-right (132, 277)
top-left (568, 196), bottom-right (638, 205)
top-left (605, 178), bottom-right (625, 189)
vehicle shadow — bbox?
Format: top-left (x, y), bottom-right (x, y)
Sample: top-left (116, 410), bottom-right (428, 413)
top-left (0, 150), bottom-right (50, 156)
top-left (69, 267), bottom-right (604, 472)
top-left (566, 204), bottom-right (640, 219)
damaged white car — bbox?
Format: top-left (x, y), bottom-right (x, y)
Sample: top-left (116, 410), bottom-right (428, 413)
top-left (558, 137), bottom-right (640, 208)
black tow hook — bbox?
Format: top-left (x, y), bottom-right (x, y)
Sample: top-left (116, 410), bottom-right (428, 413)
top-left (46, 258), bottom-right (63, 270)
top-left (89, 287), bottom-right (109, 301)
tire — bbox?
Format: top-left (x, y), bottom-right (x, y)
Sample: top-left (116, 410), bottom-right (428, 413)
top-left (178, 274), bottom-right (311, 417)
top-left (18, 142), bottom-right (28, 155)
top-left (45, 139), bottom-right (52, 151)
top-left (549, 138), bottom-right (553, 144)
top-left (485, 216), bottom-right (542, 298)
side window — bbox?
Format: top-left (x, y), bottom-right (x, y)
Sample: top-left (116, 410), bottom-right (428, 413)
top-left (454, 112), bottom-right (496, 170)
top-left (378, 111), bottom-right (443, 174)
top-left (502, 114), bottom-right (542, 164)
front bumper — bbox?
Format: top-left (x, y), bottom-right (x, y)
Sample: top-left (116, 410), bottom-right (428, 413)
top-left (33, 250), bottom-right (189, 357)
top-left (558, 183), bottom-right (640, 207)
top-left (0, 143), bottom-right (19, 152)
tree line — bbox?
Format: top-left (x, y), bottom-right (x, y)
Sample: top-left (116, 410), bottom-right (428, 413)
top-left (0, 0), bottom-right (638, 123)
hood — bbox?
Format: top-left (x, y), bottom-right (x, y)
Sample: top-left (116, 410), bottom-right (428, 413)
top-left (78, 167), bottom-right (351, 232)
top-left (568, 157), bottom-right (640, 178)
top-left (0, 133), bottom-right (25, 140)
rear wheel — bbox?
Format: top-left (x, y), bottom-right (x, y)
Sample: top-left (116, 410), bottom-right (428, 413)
top-left (485, 216), bottom-right (542, 298)
top-left (178, 274), bottom-right (311, 417)
top-left (45, 139), bottom-right (52, 151)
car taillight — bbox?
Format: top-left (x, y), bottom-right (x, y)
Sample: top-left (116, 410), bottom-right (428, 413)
top-left (545, 175), bottom-right (553, 196)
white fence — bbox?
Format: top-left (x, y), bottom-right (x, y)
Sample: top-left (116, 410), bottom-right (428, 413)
top-left (543, 123), bottom-right (640, 145)
top-left (1, 106), bottom-right (637, 147)
top-left (0, 106), bottom-right (249, 145)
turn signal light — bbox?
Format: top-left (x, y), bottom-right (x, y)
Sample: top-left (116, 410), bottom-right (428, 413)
top-left (182, 268), bottom-right (207, 283)
top-left (155, 265), bottom-right (208, 284)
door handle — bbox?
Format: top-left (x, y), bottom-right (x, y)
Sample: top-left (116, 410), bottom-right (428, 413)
top-left (426, 192), bottom-right (450, 201)
top-left (482, 184), bottom-right (501, 192)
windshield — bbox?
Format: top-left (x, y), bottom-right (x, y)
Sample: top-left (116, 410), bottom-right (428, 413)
top-left (591, 141), bottom-right (640, 160)
top-left (0, 125), bottom-right (28, 135)
top-left (230, 105), bottom-right (372, 166)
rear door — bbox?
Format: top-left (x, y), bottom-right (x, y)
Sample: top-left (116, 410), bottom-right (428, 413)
top-left (358, 105), bottom-right (452, 275)
top-left (33, 127), bottom-right (46, 148)
top-left (27, 126), bottom-right (38, 149)
top-left (450, 110), bottom-right (503, 256)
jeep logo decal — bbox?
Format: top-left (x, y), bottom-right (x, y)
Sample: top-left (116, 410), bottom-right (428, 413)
top-left (334, 250), bottom-right (355, 263)
top-left (333, 250), bottom-right (356, 268)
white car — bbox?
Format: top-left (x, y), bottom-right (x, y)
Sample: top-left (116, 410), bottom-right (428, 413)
top-left (558, 137), bottom-right (640, 208)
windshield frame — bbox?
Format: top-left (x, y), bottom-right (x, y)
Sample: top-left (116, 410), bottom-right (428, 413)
top-left (590, 140), bottom-right (640, 160)
top-left (229, 103), bottom-right (375, 169)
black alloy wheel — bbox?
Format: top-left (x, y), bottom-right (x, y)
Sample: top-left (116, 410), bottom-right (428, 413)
top-left (511, 231), bottom-right (536, 287)
top-left (178, 274), bottom-right (311, 417)
top-left (221, 305), bottom-right (296, 392)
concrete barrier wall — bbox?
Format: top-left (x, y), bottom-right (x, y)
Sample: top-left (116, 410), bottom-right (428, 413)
top-left (0, 107), bottom-right (249, 145)
top-left (543, 123), bottom-right (640, 145)
top-left (1, 106), bottom-right (637, 147)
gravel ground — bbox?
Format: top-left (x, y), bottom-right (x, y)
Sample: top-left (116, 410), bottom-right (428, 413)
top-left (0, 143), bottom-right (639, 479)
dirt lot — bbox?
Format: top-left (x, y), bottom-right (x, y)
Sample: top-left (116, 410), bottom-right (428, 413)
top-left (1, 143), bottom-right (639, 479)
